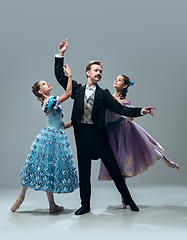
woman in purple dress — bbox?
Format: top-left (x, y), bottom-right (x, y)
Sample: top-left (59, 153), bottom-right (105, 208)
top-left (98, 74), bottom-right (179, 207)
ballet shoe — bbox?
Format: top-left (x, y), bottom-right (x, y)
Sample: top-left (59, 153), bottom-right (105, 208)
top-left (49, 205), bottom-right (64, 213)
top-left (166, 161), bottom-right (179, 170)
top-left (11, 196), bottom-right (25, 212)
top-left (121, 196), bottom-right (127, 209)
top-left (122, 202), bottom-right (127, 209)
top-left (75, 205), bottom-right (90, 215)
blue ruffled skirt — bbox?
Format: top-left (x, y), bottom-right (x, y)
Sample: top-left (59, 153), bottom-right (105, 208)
top-left (20, 127), bottom-right (79, 193)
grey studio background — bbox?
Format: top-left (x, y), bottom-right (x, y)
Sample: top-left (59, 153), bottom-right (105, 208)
top-left (0, 0), bottom-right (186, 189)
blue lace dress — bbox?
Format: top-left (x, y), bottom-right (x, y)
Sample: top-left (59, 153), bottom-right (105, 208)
top-left (20, 96), bottom-right (79, 193)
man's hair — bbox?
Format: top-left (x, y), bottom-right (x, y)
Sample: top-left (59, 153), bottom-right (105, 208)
top-left (86, 60), bottom-right (103, 72)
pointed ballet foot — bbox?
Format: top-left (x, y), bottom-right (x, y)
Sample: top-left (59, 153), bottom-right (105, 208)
top-left (49, 205), bottom-right (64, 213)
top-left (163, 156), bottom-right (180, 170)
top-left (75, 206), bottom-right (90, 215)
top-left (171, 162), bottom-right (179, 170)
top-left (166, 161), bottom-right (179, 170)
top-left (122, 202), bottom-right (127, 209)
top-left (127, 200), bottom-right (140, 212)
top-left (11, 196), bottom-right (25, 212)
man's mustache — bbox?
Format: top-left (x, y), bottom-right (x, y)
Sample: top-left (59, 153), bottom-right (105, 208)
top-left (96, 75), bottom-right (101, 79)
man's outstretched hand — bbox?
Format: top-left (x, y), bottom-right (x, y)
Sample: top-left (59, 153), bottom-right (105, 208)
top-left (59, 38), bottom-right (68, 56)
top-left (142, 106), bottom-right (156, 116)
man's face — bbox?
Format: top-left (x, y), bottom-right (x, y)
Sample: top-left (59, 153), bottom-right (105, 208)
top-left (87, 64), bottom-right (102, 83)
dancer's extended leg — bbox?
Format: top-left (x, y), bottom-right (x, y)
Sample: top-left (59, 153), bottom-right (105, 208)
top-left (11, 186), bottom-right (28, 212)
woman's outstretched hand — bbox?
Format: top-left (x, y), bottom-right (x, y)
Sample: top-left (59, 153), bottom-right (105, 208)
top-left (63, 62), bottom-right (72, 77)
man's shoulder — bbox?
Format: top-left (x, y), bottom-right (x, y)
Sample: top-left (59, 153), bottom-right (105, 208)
top-left (96, 85), bottom-right (111, 94)
top-left (73, 81), bottom-right (86, 94)
top-left (96, 86), bottom-right (113, 102)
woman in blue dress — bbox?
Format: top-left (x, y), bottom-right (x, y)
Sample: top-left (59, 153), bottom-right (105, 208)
top-left (11, 63), bottom-right (79, 213)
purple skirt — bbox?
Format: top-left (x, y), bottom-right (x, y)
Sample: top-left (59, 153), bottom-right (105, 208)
top-left (98, 118), bottom-right (164, 180)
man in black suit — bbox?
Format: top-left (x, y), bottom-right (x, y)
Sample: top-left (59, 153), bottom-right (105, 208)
top-left (55, 39), bottom-right (155, 215)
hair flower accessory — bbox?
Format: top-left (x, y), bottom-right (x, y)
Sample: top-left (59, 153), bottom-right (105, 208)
top-left (129, 81), bottom-right (134, 87)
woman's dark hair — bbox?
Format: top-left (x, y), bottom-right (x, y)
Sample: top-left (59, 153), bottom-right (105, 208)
top-left (120, 75), bottom-right (131, 99)
top-left (32, 81), bottom-right (45, 106)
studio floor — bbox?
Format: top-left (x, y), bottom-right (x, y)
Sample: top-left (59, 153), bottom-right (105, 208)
top-left (0, 183), bottom-right (187, 240)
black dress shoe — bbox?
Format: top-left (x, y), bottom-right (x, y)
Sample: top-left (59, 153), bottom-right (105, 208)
top-left (75, 206), bottom-right (90, 215)
top-left (128, 200), bottom-right (140, 212)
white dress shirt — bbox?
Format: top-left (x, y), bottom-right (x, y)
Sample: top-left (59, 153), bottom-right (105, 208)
top-left (85, 85), bottom-right (96, 99)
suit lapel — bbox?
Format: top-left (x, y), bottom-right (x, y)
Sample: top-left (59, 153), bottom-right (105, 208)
top-left (92, 85), bottom-right (102, 115)
top-left (76, 85), bottom-right (86, 113)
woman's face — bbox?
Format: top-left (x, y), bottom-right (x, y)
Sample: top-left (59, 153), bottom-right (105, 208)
top-left (38, 81), bottom-right (52, 95)
top-left (113, 75), bottom-right (127, 91)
